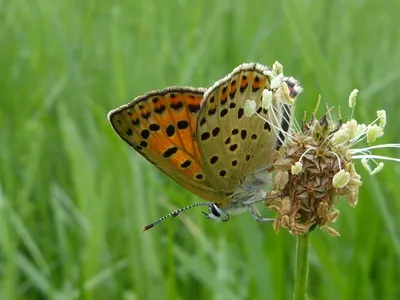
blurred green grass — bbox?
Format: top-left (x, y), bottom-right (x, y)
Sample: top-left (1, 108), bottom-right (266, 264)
top-left (1, 0), bottom-right (400, 299)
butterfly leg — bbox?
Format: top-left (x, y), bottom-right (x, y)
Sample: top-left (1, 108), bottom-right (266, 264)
top-left (241, 190), bottom-right (265, 206)
top-left (248, 205), bottom-right (274, 222)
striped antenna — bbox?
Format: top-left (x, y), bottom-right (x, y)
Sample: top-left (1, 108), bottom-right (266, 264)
top-left (142, 202), bottom-right (212, 231)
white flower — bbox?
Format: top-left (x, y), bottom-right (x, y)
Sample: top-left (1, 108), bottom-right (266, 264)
top-left (356, 123), bottom-right (367, 136)
top-left (331, 128), bottom-right (350, 146)
top-left (280, 82), bottom-right (295, 105)
top-left (367, 124), bottom-right (384, 144)
top-left (272, 61), bottom-right (283, 75)
top-left (348, 89), bottom-right (359, 108)
top-left (361, 158), bottom-right (372, 173)
top-left (291, 162), bottom-right (303, 175)
top-left (271, 73), bottom-right (284, 89)
top-left (333, 170), bottom-right (350, 188)
top-left (361, 158), bottom-right (385, 175)
top-left (377, 110), bottom-right (386, 128)
top-left (261, 89), bottom-right (273, 109)
top-left (244, 100), bottom-right (257, 117)
top-left (342, 120), bottom-right (358, 139)
top-left (273, 82), bottom-right (295, 105)
top-left (370, 162), bottom-right (384, 175)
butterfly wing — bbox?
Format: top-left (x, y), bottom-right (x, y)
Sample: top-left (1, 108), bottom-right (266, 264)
top-left (196, 63), bottom-right (291, 193)
top-left (108, 87), bottom-right (223, 202)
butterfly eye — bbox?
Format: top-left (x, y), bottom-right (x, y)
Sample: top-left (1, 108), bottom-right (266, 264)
top-left (202, 203), bottom-right (230, 222)
top-left (211, 204), bottom-right (221, 217)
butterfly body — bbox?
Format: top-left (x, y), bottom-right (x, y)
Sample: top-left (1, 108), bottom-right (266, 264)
top-left (108, 63), bottom-right (302, 226)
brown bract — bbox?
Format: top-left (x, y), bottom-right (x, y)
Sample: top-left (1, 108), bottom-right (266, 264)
top-left (266, 112), bottom-right (363, 236)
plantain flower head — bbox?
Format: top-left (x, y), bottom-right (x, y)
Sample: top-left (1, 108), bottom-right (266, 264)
top-left (245, 70), bottom-right (399, 236)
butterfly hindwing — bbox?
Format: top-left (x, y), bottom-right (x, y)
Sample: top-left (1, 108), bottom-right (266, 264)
top-left (196, 63), bottom-right (287, 193)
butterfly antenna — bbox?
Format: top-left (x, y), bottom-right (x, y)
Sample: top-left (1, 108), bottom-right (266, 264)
top-left (142, 202), bottom-right (212, 231)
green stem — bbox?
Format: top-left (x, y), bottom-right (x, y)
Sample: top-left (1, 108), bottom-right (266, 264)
top-left (293, 233), bottom-right (311, 300)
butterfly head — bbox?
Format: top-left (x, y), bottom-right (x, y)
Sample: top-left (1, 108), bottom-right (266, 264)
top-left (202, 203), bottom-right (230, 222)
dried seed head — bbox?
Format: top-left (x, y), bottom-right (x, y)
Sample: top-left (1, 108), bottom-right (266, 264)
top-left (265, 108), bottom-right (363, 236)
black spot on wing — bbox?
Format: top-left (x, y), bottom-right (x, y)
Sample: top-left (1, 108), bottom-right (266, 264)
top-left (162, 146), bottom-right (178, 158)
top-left (180, 160), bottom-right (192, 168)
top-left (141, 112), bottom-right (151, 119)
top-left (170, 102), bottom-right (183, 110)
top-left (220, 108), bottom-right (228, 117)
top-left (166, 125), bottom-right (175, 137)
top-left (201, 132), bottom-right (210, 141)
top-left (210, 156), bottom-right (218, 164)
top-left (149, 124), bottom-right (160, 131)
top-left (237, 108), bottom-right (244, 119)
top-left (141, 129), bottom-right (150, 139)
top-left (154, 105), bottom-right (166, 114)
top-left (177, 120), bottom-right (189, 129)
top-left (208, 108), bottom-right (217, 116)
top-left (241, 130), bottom-right (247, 139)
top-left (195, 173), bottom-right (204, 180)
top-left (212, 127), bottom-right (220, 137)
top-left (126, 128), bottom-right (133, 136)
top-left (188, 104), bottom-right (200, 113)
top-left (229, 144), bottom-right (238, 151)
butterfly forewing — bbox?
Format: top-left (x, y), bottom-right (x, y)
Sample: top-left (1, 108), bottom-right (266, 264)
top-left (108, 87), bottom-right (223, 202)
top-left (196, 63), bottom-right (287, 193)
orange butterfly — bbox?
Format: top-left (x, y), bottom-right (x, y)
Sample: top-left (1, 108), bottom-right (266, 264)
top-left (108, 63), bottom-right (301, 230)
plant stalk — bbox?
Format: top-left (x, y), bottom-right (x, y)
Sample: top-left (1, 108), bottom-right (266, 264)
top-left (293, 233), bottom-right (311, 300)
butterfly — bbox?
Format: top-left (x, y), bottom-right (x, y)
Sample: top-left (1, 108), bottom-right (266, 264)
top-left (108, 63), bottom-right (302, 230)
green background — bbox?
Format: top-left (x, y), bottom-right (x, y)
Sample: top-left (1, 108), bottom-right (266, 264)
top-left (1, 0), bottom-right (400, 299)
